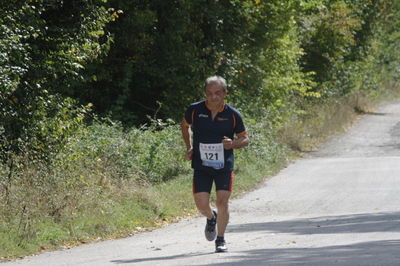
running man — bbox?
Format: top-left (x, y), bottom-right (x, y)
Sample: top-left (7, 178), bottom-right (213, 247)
top-left (181, 76), bottom-right (249, 252)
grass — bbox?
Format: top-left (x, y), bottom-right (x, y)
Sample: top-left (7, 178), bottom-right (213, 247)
top-left (279, 88), bottom-right (400, 153)
top-left (1, 87), bottom-right (400, 261)
top-left (0, 138), bottom-right (288, 261)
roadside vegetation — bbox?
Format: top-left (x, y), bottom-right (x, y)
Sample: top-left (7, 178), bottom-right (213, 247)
top-left (1, 0), bottom-right (400, 260)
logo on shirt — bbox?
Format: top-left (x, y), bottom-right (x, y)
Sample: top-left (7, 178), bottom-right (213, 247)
top-left (217, 117), bottom-right (228, 121)
top-left (199, 114), bottom-right (208, 118)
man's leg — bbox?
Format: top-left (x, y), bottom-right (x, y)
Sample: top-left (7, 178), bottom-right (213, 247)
top-left (193, 169), bottom-right (217, 241)
top-left (215, 190), bottom-right (231, 237)
top-left (194, 191), bottom-right (218, 241)
top-left (213, 171), bottom-right (233, 252)
top-left (193, 192), bottom-right (213, 219)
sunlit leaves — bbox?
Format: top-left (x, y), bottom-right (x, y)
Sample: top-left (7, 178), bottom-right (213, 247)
top-left (0, 1), bottom-right (113, 163)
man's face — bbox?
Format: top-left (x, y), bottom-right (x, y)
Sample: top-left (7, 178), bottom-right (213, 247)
top-left (205, 83), bottom-right (227, 106)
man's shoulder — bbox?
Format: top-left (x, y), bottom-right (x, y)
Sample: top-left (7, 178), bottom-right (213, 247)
top-left (188, 100), bottom-right (206, 109)
top-left (224, 103), bottom-right (242, 116)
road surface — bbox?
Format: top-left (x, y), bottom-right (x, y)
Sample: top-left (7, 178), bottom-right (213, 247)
top-left (4, 101), bottom-right (400, 266)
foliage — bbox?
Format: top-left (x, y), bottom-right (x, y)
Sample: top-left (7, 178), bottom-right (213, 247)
top-left (63, 0), bottom-right (400, 126)
top-left (0, 118), bottom-right (191, 258)
top-left (0, 0), bottom-right (113, 164)
top-left (300, 1), bottom-right (362, 83)
top-left (62, 118), bottom-right (190, 184)
top-left (68, 0), bottom-right (323, 124)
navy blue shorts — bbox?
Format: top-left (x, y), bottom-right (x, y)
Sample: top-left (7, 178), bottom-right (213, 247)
top-left (192, 168), bottom-right (234, 194)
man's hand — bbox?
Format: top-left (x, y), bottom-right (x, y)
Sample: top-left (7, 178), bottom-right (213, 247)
top-left (223, 134), bottom-right (249, 150)
top-left (184, 148), bottom-right (193, 160)
top-left (222, 136), bottom-right (234, 150)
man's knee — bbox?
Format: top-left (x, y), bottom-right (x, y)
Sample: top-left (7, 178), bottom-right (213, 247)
top-left (216, 199), bottom-right (229, 209)
top-left (196, 201), bottom-right (211, 212)
top-left (194, 192), bottom-right (211, 211)
top-left (216, 192), bottom-right (230, 210)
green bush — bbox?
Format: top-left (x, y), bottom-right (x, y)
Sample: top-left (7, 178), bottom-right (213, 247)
top-left (0, 0), bottom-right (114, 164)
top-left (60, 119), bottom-right (190, 184)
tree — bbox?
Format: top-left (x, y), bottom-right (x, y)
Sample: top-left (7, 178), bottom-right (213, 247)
top-left (0, 0), bottom-right (113, 165)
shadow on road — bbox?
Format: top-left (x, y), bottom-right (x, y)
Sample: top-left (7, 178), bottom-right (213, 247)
top-left (198, 239), bottom-right (400, 266)
top-left (111, 251), bottom-right (212, 264)
top-left (228, 212), bottom-right (400, 235)
top-left (110, 212), bottom-right (400, 265)
top-left (364, 112), bottom-right (387, 116)
top-left (220, 212), bottom-right (400, 265)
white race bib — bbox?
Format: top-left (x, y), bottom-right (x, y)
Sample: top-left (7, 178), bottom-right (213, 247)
top-left (199, 143), bottom-right (224, 169)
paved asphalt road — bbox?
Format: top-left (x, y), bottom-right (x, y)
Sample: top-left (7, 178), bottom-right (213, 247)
top-left (3, 101), bottom-right (400, 266)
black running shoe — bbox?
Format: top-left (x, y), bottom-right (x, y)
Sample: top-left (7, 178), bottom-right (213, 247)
top-left (204, 210), bottom-right (217, 241)
top-left (215, 238), bottom-right (228, 253)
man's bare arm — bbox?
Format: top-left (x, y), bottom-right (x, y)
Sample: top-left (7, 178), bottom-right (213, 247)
top-left (181, 119), bottom-right (193, 160)
top-left (222, 132), bottom-right (249, 150)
